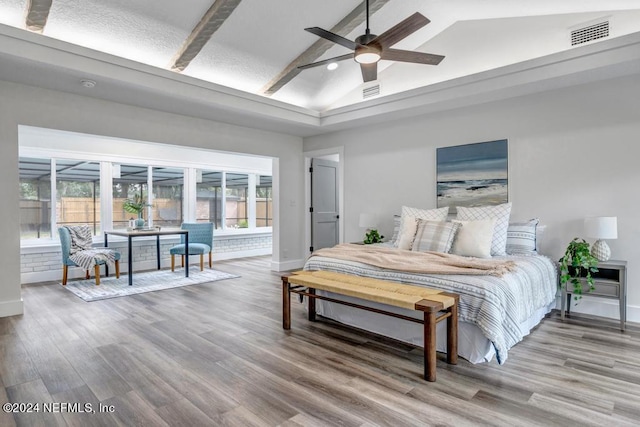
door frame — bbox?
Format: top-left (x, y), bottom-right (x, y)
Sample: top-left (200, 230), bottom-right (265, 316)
top-left (304, 146), bottom-right (344, 258)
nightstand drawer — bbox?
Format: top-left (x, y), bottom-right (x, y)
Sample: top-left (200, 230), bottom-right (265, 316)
top-left (566, 279), bottom-right (619, 298)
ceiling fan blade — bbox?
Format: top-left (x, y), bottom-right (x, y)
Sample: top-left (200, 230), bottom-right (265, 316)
top-left (304, 27), bottom-right (357, 50)
top-left (360, 63), bottom-right (377, 82)
top-left (381, 48), bottom-right (444, 65)
top-left (297, 53), bottom-right (354, 70)
top-left (372, 13), bottom-right (430, 48)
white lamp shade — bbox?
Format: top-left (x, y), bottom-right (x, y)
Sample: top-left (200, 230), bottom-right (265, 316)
top-left (359, 213), bottom-right (377, 229)
top-left (584, 216), bottom-right (618, 239)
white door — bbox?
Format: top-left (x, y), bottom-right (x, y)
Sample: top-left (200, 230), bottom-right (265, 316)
top-left (311, 158), bottom-right (339, 251)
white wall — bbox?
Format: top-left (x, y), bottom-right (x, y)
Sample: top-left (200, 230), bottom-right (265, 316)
top-left (304, 73), bottom-right (640, 322)
top-left (0, 80), bottom-right (306, 317)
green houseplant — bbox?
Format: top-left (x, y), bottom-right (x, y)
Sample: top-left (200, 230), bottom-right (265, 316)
top-left (559, 238), bottom-right (599, 300)
top-left (363, 229), bottom-right (384, 244)
top-left (123, 194), bottom-right (150, 228)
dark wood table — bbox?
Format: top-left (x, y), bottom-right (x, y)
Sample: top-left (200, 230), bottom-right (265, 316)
top-left (104, 229), bottom-right (189, 286)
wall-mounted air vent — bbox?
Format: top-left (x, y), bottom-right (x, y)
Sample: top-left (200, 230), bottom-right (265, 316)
top-left (363, 84), bottom-right (380, 99)
top-left (571, 21), bottom-right (609, 46)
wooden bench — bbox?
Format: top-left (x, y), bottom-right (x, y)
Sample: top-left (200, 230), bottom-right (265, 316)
top-left (281, 270), bottom-right (459, 382)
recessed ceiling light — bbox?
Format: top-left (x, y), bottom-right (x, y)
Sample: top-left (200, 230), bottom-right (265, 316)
top-left (326, 62), bottom-right (339, 71)
top-left (80, 79), bottom-right (97, 88)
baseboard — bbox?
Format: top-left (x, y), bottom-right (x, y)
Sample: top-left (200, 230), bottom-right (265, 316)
top-left (0, 298), bottom-right (24, 317)
top-left (271, 258), bottom-right (305, 272)
top-left (557, 295), bottom-right (639, 324)
top-left (213, 248), bottom-right (272, 261)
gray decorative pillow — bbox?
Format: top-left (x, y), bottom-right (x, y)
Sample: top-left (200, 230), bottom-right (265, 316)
top-left (412, 220), bottom-right (461, 253)
top-left (456, 203), bottom-right (512, 256)
top-left (506, 218), bottom-right (539, 255)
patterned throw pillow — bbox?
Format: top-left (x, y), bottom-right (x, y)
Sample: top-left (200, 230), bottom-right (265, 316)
top-left (450, 219), bottom-right (496, 258)
top-left (506, 218), bottom-right (539, 255)
top-left (412, 220), bottom-right (461, 253)
top-left (456, 203), bottom-right (512, 256)
top-left (401, 205), bottom-right (449, 221)
top-left (396, 216), bottom-right (418, 250)
top-left (395, 206), bottom-right (449, 248)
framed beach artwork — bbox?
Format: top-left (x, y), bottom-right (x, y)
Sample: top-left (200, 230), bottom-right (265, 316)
top-left (436, 140), bottom-right (508, 210)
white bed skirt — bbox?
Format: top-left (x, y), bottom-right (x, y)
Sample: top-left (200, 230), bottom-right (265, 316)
top-left (313, 291), bottom-right (554, 364)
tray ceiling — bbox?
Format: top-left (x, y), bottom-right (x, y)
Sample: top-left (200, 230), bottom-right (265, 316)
top-left (0, 0), bottom-right (639, 116)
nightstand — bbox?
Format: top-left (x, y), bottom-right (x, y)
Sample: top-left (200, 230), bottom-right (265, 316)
top-left (560, 259), bottom-right (627, 331)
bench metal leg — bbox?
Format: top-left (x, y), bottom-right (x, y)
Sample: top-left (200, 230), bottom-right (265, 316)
top-left (424, 311), bottom-right (437, 382)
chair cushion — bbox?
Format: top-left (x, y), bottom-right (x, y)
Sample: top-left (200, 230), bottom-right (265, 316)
top-left (63, 248), bottom-right (120, 270)
top-left (170, 243), bottom-right (211, 255)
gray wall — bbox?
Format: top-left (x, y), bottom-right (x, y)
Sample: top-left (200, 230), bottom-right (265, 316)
top-left (0, 80), bottom-right (305, 316)
top-left (305, 73), bottom-right (640, 322)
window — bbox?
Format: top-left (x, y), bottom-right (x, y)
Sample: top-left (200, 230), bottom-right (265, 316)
top-left (113, 164), bottom-right (148, 229)
top-left (256, 175), bottom-right (272, 227)
top-left (152, 167), bottom-right (184, 228)
top-left (20, 149), bottom-right (271, 242)
top-left (196, 170), bottom-right (223, 229)
top-left (225, 173), bottom-right (248, 228)
top-left (56, 159), bottom-right (101, 235)
top-left (19, 157), bottom-right (52, 239)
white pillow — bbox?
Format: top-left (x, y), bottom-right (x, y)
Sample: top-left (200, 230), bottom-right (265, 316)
top-left (395, 206), bottom-right (449, 248)
top-left (451, 219), bottom-right (496, 258)
top-left (456, 203), bottom-right (512, 256)
top-left (396, 216), bottom-right (418, 250)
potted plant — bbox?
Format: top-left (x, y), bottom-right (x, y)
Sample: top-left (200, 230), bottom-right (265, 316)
top-left (559, 238), bottom-right (599, 300)
top-left (363, 229), bottom-right (384, 244)
top-left (123, 194), bottom-right (150, 228)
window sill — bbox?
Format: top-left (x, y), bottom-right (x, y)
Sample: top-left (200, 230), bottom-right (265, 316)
top-left (21, 227), bottom-right (272, 253)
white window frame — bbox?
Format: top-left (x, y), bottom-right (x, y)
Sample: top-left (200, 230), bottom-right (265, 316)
top-left (19, 153), bottom-right (272, 245)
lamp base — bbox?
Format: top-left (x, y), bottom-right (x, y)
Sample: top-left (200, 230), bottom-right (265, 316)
top-left (591, 239), bottom-right (611, 262)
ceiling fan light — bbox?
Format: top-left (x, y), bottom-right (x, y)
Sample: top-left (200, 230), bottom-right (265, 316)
top-left (355, 52), bottom-right (380, 64)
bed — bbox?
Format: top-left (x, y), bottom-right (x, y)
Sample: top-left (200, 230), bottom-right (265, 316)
top-left (303, 244), bottom-right (557, 364)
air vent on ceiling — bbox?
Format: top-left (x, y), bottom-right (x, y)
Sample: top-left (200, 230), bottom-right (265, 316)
top-left (363, 84), bottom-right (380, 100)
top-left (571, 21), bottom-right (609, 46)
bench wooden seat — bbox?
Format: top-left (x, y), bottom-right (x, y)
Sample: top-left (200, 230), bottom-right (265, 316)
top-left (282, 270), bottom-right (459, 382)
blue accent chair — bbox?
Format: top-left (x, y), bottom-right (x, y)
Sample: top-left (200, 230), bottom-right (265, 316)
top-left (170, 222), bottom-right (214, 272)
top-left (58, 227), bottom-right (121, 286)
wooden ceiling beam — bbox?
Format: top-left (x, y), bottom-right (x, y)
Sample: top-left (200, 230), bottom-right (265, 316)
top-left (25, 0), bottom-right (53, 33)
top-left (169, 0), bottom-right (242, 72)
top-left (260, 0), bottom-right (391, 96)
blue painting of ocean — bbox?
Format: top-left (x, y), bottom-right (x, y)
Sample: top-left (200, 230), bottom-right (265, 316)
top-left (437, 141), bottom-right (508, 208)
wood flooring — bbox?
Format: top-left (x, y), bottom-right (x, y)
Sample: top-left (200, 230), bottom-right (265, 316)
top-left (2, 256), bottom-right (639, 426)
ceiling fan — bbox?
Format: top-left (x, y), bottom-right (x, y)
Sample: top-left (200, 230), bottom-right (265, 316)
top-left (298, 0), bottom-right (444, 82)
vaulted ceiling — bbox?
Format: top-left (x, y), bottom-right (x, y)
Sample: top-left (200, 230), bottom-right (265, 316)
top-left (1, 1), bottom-right (640, 135)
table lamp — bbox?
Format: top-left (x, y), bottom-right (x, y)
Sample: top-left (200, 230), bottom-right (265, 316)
top-left (359, 213), bottom-right (377, 231)
top-left (359, 213), bottom-right (383, 244)
top-left (584, 216), bottom-right (617, 261)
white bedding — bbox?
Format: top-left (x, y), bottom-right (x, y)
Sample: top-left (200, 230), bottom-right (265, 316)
top-left (303, 249), bottom-right (557, 364)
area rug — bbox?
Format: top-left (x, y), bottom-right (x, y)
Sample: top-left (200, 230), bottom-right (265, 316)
top-left (62, 269), bottom-right (239, 302)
